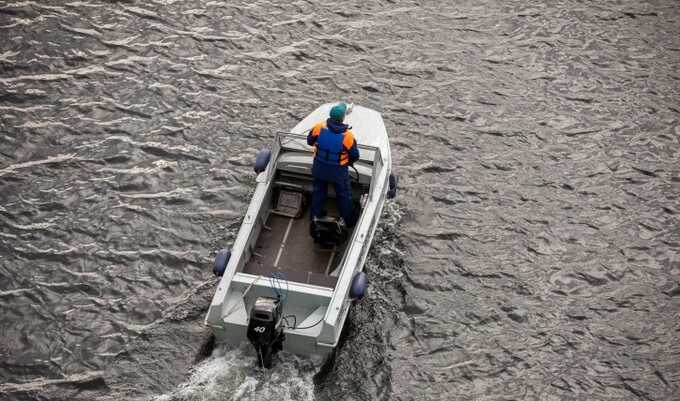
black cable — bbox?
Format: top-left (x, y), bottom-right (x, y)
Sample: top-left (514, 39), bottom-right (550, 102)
top-left (291, 317), bottom-right (325, 330)
top-left (281, 310), bottom-right (322, 331)
top-left (350, 165), bottom-right (360, 183)
top-left (283, 315), bottom-right (296, 329)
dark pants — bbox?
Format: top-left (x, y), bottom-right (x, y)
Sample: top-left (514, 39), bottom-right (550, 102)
top-left (311, 161), bottom-right (353, 224)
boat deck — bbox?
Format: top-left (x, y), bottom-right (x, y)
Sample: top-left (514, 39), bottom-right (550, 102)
top-left (243, 201), bottom-right (347, 289)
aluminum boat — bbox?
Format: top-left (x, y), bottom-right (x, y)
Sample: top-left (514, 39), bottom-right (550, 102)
top-left (204, 103), bottom-right (396, 367)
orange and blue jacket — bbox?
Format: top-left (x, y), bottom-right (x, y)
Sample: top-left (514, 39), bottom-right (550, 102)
top-left (307, 119), bottom-right (360, 167)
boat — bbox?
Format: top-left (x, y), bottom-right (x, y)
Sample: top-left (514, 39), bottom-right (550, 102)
top-left (204, 103), bottom-right (396, 368)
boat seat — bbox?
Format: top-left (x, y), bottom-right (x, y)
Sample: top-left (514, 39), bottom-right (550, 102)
top-left (271, 189), bottom-right (304, 218)
top-left (274, 171), bottom-right (367, 202)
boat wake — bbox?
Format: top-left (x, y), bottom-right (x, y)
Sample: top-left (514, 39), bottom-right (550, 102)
top-left (155, 344), bottom-right (320, 401)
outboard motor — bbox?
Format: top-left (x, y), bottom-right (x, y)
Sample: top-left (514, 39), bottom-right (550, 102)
top-left (247, 297), bottom-right (284, 368)
top-left (310, 216), bottom-right (347, 248)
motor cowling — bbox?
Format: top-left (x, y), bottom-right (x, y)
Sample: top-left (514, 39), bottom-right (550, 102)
top-left (247, 297), bottom-right (284, 368)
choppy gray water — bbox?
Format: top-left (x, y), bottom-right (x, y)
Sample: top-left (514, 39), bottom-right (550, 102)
top-left (1, 0), bottom-right (679, 400)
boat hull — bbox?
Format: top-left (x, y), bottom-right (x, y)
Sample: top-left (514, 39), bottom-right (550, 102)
top-left (205, 103), bottom-right (392, 362)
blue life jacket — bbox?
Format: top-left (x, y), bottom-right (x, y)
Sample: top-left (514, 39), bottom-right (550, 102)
top-left (307, 119), bottom-right (360, 182)
top-left (308, 119), bottom-right (357, 166)
top-left (316, 127), bottom-right (349, 165)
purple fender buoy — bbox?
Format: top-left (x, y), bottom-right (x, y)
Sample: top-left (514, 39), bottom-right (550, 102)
top-left (254, 147), bottom-right (271, 174)
top-left (387, 174), bottom-right (398, 199)
top-left (350, 271), bottom-right (368, 300)
top-left (213, 249), bottom-right (231, 277)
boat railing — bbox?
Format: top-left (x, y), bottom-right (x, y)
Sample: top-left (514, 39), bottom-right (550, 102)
top-left (274, 132), bottom-right (383, 167)
top-left (274, 132), bottom-right (384, 201)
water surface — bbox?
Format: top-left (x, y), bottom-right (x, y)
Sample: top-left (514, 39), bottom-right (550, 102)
top-left (1, 0), bottom-right (679, 400)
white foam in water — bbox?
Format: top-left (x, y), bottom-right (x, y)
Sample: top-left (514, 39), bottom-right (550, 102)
top-left (156, 343), bottom-right (320, 401)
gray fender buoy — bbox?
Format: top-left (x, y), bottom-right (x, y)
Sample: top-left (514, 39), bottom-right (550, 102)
top-left (349, 271), bottom-right (368, 300)
top-left (254, 147), bottom-right (271, 174)
top-left (387, 174), bottom-right (398, 199)
top-left (213, 249), bottom-right (231, 277)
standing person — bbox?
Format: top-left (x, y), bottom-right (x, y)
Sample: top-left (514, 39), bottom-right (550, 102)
top-left (307, 102), bottom-right (360, 227)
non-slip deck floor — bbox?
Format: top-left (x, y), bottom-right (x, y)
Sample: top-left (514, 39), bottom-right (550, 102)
top-left (243, 205), bottom-right (346, 288)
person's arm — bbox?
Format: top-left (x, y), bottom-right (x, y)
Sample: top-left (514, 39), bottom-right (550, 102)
top-left (307, 122), bottom-right (324, 146)
top-left (343, 130), bottom-right (360, 165)
top-left (348, 141), bottom-right (360, 164)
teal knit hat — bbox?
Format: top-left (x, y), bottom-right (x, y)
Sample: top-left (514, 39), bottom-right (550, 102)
top-left (329, 103), bottom-right (347, 123)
